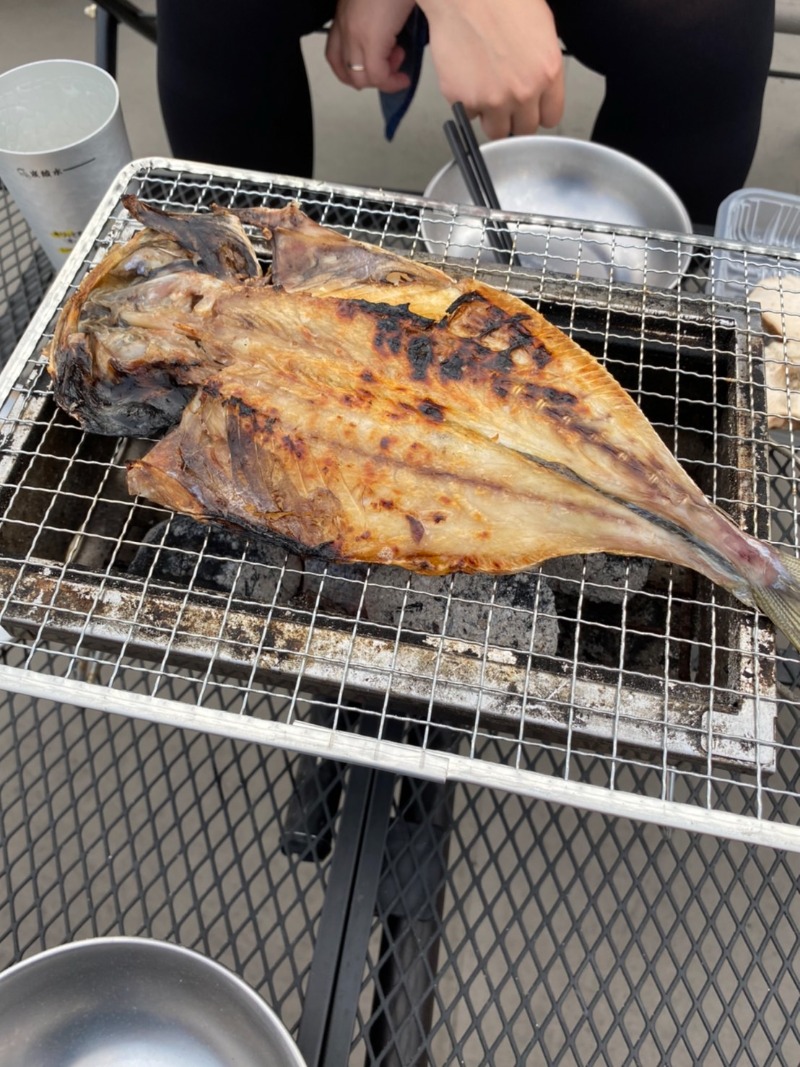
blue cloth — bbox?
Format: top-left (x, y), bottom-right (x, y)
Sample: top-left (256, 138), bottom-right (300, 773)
top-left (379, 7), bottom-right (429, 140)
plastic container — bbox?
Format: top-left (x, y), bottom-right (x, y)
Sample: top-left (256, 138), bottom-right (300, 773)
top-left (710, 187), bottom-right (800, 304)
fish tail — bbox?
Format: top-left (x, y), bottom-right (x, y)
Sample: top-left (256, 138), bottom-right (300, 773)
top-left (750, 545), bottom-right (800, 653)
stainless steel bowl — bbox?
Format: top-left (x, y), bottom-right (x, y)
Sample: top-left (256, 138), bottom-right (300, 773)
top-left (0, 937), bottom-right (307, 1067)
top-left (422, 136), bottom-right (693, 287)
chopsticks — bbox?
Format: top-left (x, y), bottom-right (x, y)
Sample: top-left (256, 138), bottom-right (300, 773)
top-left (443, 102), bottom-right (516, 263)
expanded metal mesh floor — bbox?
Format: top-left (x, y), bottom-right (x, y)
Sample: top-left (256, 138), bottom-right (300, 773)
top-left (3, 641), bottom-right (800, 1066)
top-left (0, 644), bottom-right (331, 1040)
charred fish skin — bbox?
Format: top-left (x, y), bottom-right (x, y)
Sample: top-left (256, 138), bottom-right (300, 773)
top-left (51, 329), bottom-right (198, 439)
top-left (121, 195), bottom-right (262, 281)
top-left (45, 201), bottom-right (260, 437)
top-left (47, 196), bottom-right (800, 654)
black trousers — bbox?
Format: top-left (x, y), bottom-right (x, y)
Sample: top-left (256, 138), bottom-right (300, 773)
top-left (156, 0), bottom-right (775, 226)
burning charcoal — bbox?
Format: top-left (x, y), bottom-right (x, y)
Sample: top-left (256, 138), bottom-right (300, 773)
top-left (300, 559), bottom-right (371, 617)
top-left (128, 516), bottom-right (302, 602)
top-left (541, 553), bottom-right (651, 605)
top-left (363, 568), bottom-right (559, 656)
top-left (553, 576), bottom-right (682, 675)
top-left (487, 571), bottom-right (559, 655)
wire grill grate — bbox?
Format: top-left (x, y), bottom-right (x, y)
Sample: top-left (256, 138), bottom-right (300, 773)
top-left (1, 159), bottom-right (800, 852)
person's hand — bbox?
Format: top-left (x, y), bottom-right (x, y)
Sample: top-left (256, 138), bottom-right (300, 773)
top-left (326, 0), bottom-right (417, 93)
top-left (416, 0), bottom-right (565, 139)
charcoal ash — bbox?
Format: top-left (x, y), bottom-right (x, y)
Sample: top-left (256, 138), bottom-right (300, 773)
top-left (361, 567), bottom-right (559, 656)
top-left (124, 518), bottom-right (680, 679)
top-left (128, 516), bottom-right (302, 602)
top-left (541, 553), bottom-right (651, 605)
top-left (290, 560), bottom-right (558, 655)
top-left (553, 558), bottom-right (692, 679)
top-left (126, 524), bottom-right (559, 657)
top-left (541, 553), bottom-right (692, 681)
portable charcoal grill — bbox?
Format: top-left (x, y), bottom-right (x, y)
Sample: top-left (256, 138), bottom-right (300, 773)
top-left (1, 158), bottom-right (799, 853)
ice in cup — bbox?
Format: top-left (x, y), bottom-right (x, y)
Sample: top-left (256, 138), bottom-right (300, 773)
top-left (0, 59), bottom-right (132, 267)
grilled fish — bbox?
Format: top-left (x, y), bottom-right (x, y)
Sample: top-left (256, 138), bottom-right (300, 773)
top-left (47, 195), bottom-right (800, 652)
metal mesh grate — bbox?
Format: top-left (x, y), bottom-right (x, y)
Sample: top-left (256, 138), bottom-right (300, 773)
top-left (4, 163), bottom-right (800, 1063)
top-left (1, 159), bottom-right (800, 853)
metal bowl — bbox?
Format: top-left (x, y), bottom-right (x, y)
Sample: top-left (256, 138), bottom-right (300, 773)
top-left (0, 937), bottom-right (307, 1067)
top-left (422, 136), bottom-right (693, 287)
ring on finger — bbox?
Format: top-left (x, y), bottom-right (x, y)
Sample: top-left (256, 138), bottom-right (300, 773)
top-left (347, 62), bottom-right (366, 72)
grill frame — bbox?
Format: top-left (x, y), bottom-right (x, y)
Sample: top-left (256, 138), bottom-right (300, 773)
top-left (2, 157), bottom-right (800, 852)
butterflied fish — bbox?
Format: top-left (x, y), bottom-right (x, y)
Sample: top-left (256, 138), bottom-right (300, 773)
top-left (46, 195), bottom-right (800, 653)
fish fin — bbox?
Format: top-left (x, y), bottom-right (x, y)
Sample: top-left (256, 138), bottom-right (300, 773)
top-left (122, 195), bottom-right (261, 279)
top-left (750, 545), bottom-right (800, 653)
top-left (221, 202), bottom-right (452, 292)
top-left (218, 202), bottom-right (310, 238)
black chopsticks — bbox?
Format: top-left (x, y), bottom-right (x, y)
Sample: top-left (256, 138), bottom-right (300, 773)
top-left (443, 102), bottom-right (516, 264)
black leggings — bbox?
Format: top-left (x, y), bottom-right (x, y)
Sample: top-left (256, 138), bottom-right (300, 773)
top-left (156, 0), bottom-right (775, 226)
top-left (156, 0), bottom-right (336, 180)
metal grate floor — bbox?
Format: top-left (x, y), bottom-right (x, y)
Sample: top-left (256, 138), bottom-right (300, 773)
top-left (3, 638), bottom-right (800, 1065)
top-left (0, 643), bottom-right (332, 1039)
top-left (361, 735), bottom-right (800, 1066)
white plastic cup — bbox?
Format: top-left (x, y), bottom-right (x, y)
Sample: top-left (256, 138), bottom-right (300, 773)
top-left (0, 59), bottom-right (132, 267)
